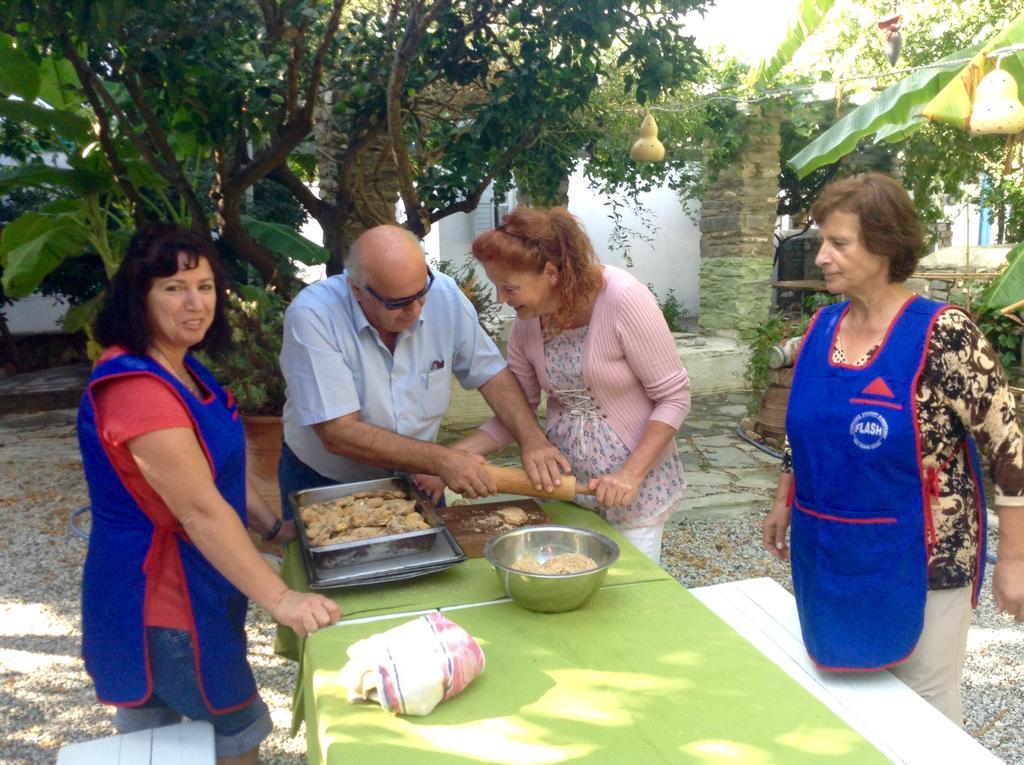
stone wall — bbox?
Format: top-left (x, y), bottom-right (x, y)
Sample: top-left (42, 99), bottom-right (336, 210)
top-left (698, 108), bottom-right (782, 337)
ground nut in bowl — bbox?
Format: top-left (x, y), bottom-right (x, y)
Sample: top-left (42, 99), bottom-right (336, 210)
top-left (484, 526), bottom-right (619, 613)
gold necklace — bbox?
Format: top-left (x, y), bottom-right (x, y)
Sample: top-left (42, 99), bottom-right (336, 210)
top-left (151, 348), bottom-right (202, 397)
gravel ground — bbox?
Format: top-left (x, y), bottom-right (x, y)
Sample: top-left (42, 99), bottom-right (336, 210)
top-left (1, 407), bottom-right (1021, 763)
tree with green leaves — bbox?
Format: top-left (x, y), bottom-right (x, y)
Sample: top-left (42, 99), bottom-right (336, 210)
top-left (0, 0), bottom-right (340, 303)
top-left (1, 0), bottom-right (710, 292)
top-left (290, 0), bottom-right (708, 271)
top-left (774, 0), bottom-right (1023, 239)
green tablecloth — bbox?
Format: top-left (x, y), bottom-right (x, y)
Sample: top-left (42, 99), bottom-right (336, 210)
top-left (275, 503), bottom-right (672, 662)
top-left (301, 580), bottom-right (889, 765)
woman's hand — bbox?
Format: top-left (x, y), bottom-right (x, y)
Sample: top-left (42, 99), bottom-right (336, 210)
top-left (993, 508), bottom-right (1024, 621)
top-left (271, 590), bottom-right (342, 637)
top-left (993, 559), bottom-right (1024, 621)
top-left (412, 473), bottom-right (446, 504)
top-left (588, 469), bottom-right (642, 508)
top-left (762, 500), bottom-right (792, 561)
top-left (520, 438), bottom-right (572, 494)
top-left (763, 472), bottom-right (794, 561)
top-left (274, 519), bottom-right (297, 545)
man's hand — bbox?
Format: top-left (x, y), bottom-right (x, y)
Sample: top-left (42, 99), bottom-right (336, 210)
top-left (412, 473), bottom-right (446, 504)
top-left (271, 590), bottom-right (342, 637)
top-left (435, 449), bottom-right (497, 499)
top-left (520, 438), bottom-right (572, 494)
top-left (588, 468), bottom-right (641, 508)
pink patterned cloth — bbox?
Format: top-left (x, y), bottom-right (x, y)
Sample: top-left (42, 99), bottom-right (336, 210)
top-left (480, 265), bottom-right (691, 454)
top-left (340, 612), bottom-right (485, 716)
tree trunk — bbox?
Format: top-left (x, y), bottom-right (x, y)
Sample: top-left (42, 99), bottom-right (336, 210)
top-left (314, 94), bottom-right (405, 274)
top-left (217, 186), bottom-right (298, 293)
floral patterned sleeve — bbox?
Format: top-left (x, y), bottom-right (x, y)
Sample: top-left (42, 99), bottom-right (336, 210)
top-left (923, 310), bottom-right (1024, 506)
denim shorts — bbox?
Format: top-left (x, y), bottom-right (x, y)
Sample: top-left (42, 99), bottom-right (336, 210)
top-left (114, 627), bottom-right (272, 758)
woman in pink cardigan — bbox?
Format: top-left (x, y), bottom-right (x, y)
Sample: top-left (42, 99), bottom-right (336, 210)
top-left (456, 206), bottom-right (691, 562)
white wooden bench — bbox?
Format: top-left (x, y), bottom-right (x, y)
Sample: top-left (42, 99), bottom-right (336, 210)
top-left (56, 720), bottom-right (215, 765)
top-left (690, 577), bottom-right (1001, 765)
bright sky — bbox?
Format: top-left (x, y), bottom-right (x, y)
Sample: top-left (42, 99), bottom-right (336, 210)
top-left (685, 0), bottom-right (800, 64)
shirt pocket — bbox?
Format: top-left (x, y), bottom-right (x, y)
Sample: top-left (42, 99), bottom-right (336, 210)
top-left (420, 368), bottom-right (451, 419)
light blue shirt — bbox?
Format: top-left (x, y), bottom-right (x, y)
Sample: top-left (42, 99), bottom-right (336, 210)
top-left (280, 270), bottom-right (506, 482)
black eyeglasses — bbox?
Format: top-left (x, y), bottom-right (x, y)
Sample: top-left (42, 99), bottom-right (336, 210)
top-left (363, 268), bottom-right (435, 309)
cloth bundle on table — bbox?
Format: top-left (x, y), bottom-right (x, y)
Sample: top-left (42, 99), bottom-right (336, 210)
top-left (339, 612), bottom-right (485, 716)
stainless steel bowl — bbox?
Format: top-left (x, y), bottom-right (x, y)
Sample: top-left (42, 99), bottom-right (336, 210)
top-left (484, 525), bottom-right (619, 613)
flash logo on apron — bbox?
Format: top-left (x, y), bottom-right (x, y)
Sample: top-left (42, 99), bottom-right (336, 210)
top-left (850, 411), bottom-right (889, 449)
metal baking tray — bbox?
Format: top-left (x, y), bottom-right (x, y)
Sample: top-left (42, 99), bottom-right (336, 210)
top-left (301, 525), bottom-right (467, 590)
top-left (289, 475), bottom-right (465, 575)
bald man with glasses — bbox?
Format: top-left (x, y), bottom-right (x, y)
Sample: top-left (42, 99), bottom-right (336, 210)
top-left (278, 224), bottom-right (570, 514)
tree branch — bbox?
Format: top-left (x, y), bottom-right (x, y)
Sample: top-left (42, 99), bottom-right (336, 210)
top-left (299, 0), bottom-right (346, 125)
top-left (269, 163), bottom-right (328, 220)
top-left (228, 0), bottom-right (346, 194)
top-left (61, 40), bottom-right (146, 227)
top-left (213, 148), bottom-right (293, 291)
top-left (387, 0), bottom-right (452, 237)
top-left (121, 69), bottom-right (210, 233)
top-left (429, 127), bottom-right (540, 222)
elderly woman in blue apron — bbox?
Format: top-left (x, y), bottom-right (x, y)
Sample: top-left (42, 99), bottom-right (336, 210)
top-left (762, 173), bottom-right (1024, 725)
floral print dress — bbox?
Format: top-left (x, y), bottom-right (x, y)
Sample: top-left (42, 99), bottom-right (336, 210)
top-left (544, 326), bottom-right (685, 529)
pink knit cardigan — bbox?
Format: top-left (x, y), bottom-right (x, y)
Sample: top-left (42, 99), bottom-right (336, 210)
top-left (481, 265), bottom-right (691, 462)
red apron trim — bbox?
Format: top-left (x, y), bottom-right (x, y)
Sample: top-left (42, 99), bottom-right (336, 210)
top-left (848, 397), bottom-right (904, 411)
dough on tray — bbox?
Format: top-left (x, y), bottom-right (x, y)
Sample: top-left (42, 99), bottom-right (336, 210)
top-left (301, 489), bottom-right (429, 548)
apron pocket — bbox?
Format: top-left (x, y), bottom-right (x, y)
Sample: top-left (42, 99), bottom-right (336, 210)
top-left (793, 498), bottom-right (909, 579)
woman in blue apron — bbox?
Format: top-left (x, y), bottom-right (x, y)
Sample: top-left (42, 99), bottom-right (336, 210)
top-left (762, 173), bottom-right (1024, 725)
top-left (78, 224), bottom-right (340, 763)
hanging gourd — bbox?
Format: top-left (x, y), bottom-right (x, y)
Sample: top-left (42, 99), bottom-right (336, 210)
top-left (969, 65), bottom-right (1024, 136)
top-left (630, 112), bottom-right (665, 162)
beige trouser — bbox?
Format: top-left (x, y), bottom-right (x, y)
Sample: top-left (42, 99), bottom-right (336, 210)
top-left (889, 586), bottom-right (973, 726)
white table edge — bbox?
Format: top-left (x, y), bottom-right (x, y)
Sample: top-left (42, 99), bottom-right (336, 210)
top-left (690, 577), bottom-right (1002, 765)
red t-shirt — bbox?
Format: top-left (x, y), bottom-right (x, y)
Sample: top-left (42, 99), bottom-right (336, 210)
top-left (92, 367), bottom-right (213, 630)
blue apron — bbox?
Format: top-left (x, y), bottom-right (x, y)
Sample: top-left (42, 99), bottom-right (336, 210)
top-left (77, 351), bottom-right (257, 712)
top-left (787, 296), bottom-right (986, 671)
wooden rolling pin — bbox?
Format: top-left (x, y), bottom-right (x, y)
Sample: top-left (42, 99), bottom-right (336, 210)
top-left (484, 465), bottom-right (594, 502)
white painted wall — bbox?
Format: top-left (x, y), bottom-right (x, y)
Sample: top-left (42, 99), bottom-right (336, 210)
top-left (565, 167), bottom-right (700, 317)
top-left (3, 294), bottom-right (68, 334)
top-left (425, 167), bottom-right (702, 319)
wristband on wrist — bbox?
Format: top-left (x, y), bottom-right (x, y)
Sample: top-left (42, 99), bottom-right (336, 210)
top-left (263, 517), bottom-right (284, 542)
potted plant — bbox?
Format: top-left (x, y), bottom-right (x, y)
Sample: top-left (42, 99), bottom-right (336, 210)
top-left (199, 284), bottom-right (288, 512)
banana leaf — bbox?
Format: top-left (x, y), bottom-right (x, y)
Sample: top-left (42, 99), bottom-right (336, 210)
top-left (980, 242), bottom-right (1024, 311)
top-left (0, 97), bottom-right (91, 142)
top-left (746, 0), bottom-right (837, 88)
top-left (0, 33), bottom-right (40, 101)
top-left (788, 46), bottom-right (981, 178)
top-left (37, 55), bottom-right (82, 111)
top-left (241, 215), bottom-right (329, 266)
top-left (62, 291), bottom-right (105, 333)
top-left (0, 164), bottom-right (109, 196)
top-left (0, 209), bottom-right (89, 298)
top-left (921, 12), bottom-right (1024, 130)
